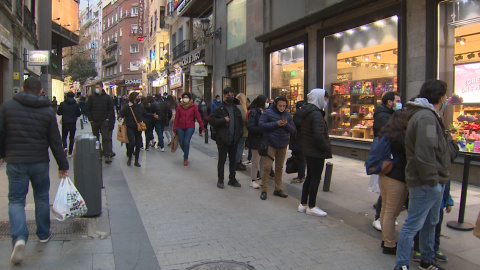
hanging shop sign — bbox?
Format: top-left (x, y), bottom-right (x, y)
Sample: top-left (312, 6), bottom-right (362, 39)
top-left (124, 78), bottom-right (142, 85)
top-left (177, 0), bottom-right (192, 16)
top-left (337, 73), bottom-right (352, 82)
top-left (170, 73), bottom-right (182, 88)
top-left (137, 0), bottom-right (145, 41)
top-left (190, 65), bottom-right (208, 77)
top-left (0, 24), bottom-right (11, 58)
top-left (28, 50), bottom-right (50, 66)
top-left (182, 49), bottom-right (204, 66)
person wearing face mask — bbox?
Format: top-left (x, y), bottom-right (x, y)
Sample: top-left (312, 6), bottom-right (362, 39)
top-left (211, 95), bottom-right (222, 111)
top-left (371, 91), bottom-right (402, 231)
top-left (394, 79), bottom-right (457, 270)
top-left (258, 96), bottom-right (296, 200)
top-left (197, 99), bottom-right (209, 137)
top-left (173, 92), bottom-right (204, 166)
top-left (209, 87), bottom-right (243, 189)
top-left (86, 82), bottom-right (114, 164)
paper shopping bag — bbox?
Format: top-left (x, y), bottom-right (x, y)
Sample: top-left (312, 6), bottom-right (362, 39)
top-left (117, 121), bottom-right (129, 143)
top-left (171, 134), bottom-right (179, 153)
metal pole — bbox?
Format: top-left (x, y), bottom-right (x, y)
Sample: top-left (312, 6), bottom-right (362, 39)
top-left (323, 162), bottom-right (333, 192)
top-left (447, 154), bottom-right (474, 231)
top-left (205, 127), bottom-right (208, 144)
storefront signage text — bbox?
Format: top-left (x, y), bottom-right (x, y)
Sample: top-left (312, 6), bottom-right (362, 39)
top-left (337, 73), bottom-right (352, 82)
top-left (182, 49), bottom-right (204, 66)
top-left (28, 50), bottom-right (50, 66)
top-left (177, 0), bottom-right (192, 16)
top-left (124, 79), bottom-right (142, 85)
top-left (137, 0), bottom-right (145, 40)
top-left (454, 62), bottom-right (480, 103)
top-left (190, 65), bottom-right (208, 77)
top-left (170, 74), bottom-right (182, 88)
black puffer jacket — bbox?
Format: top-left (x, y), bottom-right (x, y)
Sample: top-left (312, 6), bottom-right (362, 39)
top-left (247, 107), bottom-right (263, 150)
top-left (259, 106), bottom-right (296, 149)
top-left (0, 92), bottom-right (69, 170)
top-left (57, 97), bottom-right (81, 124)
top-left (120, 103), bottom-right (153, 130)
top-left (86, 92), bottom-right (113, 122)
top-left (289, 108), bottom-right (302, 152)
top-left (209, 102), bottom-right (243, 146)
top-left (298, 103), bottom-right (332, 159)
top-left (373, 104), bottom-right (394, 137)
top-left (385, 132), bottom-right (406, 182)
top-left (151, 100), bottom-right (171, 122)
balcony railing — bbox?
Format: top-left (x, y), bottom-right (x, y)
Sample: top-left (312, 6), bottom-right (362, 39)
top-left (52, 21), bottom-right (80, 44)
top-left (15, 0), bottom-right (23, 21)
top-left (102, 55), bottom-right (117, 66)
top-left (23, 5), bottom-right (36, 41)
top-left (172, 39), bottom-right (190, 61)
top-left (160, 19), bottom-right (167, 29)
top-left (2, 0), bottom-right (12, 9)
top-left (103, 38), bottom-right (118, 51)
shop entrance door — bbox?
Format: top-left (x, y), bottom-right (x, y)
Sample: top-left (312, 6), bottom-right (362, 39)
top-left (222, 76), bottom-right (246, 95)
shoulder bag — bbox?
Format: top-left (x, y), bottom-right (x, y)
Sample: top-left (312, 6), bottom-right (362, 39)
top-left (130, 106), bottom-right (147, 131)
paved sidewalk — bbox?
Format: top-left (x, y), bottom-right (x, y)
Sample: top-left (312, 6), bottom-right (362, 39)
top-left (0, 120), bottom-right (479, 269)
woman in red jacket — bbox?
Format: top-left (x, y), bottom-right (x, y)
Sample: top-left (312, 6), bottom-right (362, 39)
top-left (173, 92), bottom-right (204, 166)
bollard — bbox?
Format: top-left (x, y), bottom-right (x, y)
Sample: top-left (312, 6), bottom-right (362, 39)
top-left (80, 120), bottom-right (84, 130)
top-left (323, 162), bottom-right (333, 192)
top-left (205, 128), bottom-right (208, 144)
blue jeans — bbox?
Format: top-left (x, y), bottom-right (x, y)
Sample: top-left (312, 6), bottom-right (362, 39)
top-left (396, 184), bottom-right (444, 267)
top-left (7, 162), bottom-right (51, 245)
top-left (154, 121), bottom-right (166, 148)
top-left (236, 137), bottom-right (247, 163)
top-left (177, 127), bottom-right (195, 160)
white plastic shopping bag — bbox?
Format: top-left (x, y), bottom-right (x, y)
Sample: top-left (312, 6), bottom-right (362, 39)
top-left (368, 174), bottom-right (381, 194)
top-left (52, 177), bottom-right (88, 221)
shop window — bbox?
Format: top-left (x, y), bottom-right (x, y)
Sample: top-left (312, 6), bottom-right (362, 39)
top-left (438, 0), bottom-right (480, 152)
top-left (324, 16), bottom-right (399, 141)
top-left (227, 0), bottom-right (247, 50)
top-left (270, 44), bottom-right (305, 113)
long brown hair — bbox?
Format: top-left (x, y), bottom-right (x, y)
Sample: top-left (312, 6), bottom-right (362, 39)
top-left (378, 109), bottom-right (409, 144)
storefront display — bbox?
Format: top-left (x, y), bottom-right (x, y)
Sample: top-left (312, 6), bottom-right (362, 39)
top-left (324, 16), bottom-right (399, 141)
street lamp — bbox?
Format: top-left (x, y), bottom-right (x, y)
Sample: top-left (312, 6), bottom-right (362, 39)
top-left (200, 18), bottom-right (221, 41)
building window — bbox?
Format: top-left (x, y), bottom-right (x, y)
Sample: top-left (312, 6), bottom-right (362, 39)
top-left (119, 64), bottom-right (122, 72)
top-left (120, 27), bottom-right (122, 36)
top-left (227, 0), bottom-right (247, 50)
top-left (130, 44), bottom-right (140, 53)
top-left (131, 24), bottom-right (138, 36)
top-left (130, 62), bottom-right (139, 71)
top-left (324, 15), bottom-right (399, 140)
top-left (132, 6), bottom-right (139, 16)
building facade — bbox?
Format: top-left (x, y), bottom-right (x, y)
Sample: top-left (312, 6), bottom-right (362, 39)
top-left (102, 0), bottom-right (144, 96)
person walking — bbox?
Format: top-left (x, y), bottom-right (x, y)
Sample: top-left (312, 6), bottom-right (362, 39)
top-left (142, 96), bottom-right (155, 151)
top-left (164, 95), bottom-right (176, 146)
top-left (56, 91), bottom-right (81, 158)
top-left (289, 101), bottom-right (306, 183)
top-left (0, 77), bottom-right (69, 265)
top-left (235, 93), bottom-right (248, 171)
top-left (376, 110), bottom-right (409, 255)
top-left (211, 95), bottom-right (222, 111)
top-left (152, 94), bottom-right (171, 151)
top-left (198, 99), bottom-right (210, 137)
top-left (258, 96), bottom-right (296, 200)
top-left (372, 91), bottom-right (402, 231)
top-left (78, 96), bottom-right (87, 123)
top-left (173, 92), bottom-right (204, 166)
top-left (118, 92), bottom-right (157, 167)
top-left (50, 96), bottom-right (58, 113)
top-left (394, 79), bottom-right (456, 270)
top-left (297, 89), bottom-right (331, 216)
top-left (209, 87), bottom-right (243, 189)
top-left (86, 82), bottom-right (114, 164)
top-left (247, 95), bottom-right (268, 189)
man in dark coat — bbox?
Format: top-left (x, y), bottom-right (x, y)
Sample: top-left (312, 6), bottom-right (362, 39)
top-left (86, 82), bottom-right (114, 164)
top-left (57, 91), bottom-right (81, 157)
top-left (0, 77), bottom-right (69, 264)
top-left (151, 94), bottom-right (172, 151)
top-left (209, 87), bottom-right (243, 189)
top-left (372, 91), bottom-right (402, 231)
top-left (289, 101), bottom-right (306, 183)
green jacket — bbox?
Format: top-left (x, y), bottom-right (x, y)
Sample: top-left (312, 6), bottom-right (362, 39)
top-left (405, 98), bottom-right (451, 187)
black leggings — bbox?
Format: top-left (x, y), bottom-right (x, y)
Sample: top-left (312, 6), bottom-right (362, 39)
top-left (301, 156), bottom-right (325, 208)
top-left (126, 127), bottom-right (142, 160)
top-left (61, 123), bottom-right (76, 155)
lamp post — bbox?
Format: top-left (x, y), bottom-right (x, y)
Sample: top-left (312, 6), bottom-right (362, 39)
top-left (200, 18), bottom-right (221, 42)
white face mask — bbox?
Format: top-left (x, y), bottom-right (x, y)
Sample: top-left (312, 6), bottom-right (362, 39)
top-left (182, 98), bottom-right (189, 103)
top-left (265, 103), bottom-right (270, 109)
top-left (95, 88), bottom-right (100, 94)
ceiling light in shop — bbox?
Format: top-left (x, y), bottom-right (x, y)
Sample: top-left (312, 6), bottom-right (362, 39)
top-left (364, 55), bottom-right (370, 61)
top-left (281, 49), bottom-right (287, 53)
top-left (289, 46), bottom-right (295, 50)
top-left (375, 20), bottom-right (385, 27)
top-left (375, 53), bottom-right (381, 59)
top-left (360, 25), bottom-right (369, 31)
top-left (455, 55), bottom-right (463, 61)
top-left (467, 53), bottom-right (475, 59)
top-left (345, 59), bottom-right (351, 64)
top-left (297, 44), bottom-right (304, 49)
top-left (283, 68), bottom-right (287, 71)
top-left (374, 63), bottom-right (379, 69)
top-left (334, 33), bottom-right (343, 38)
top-left (346, 29), bottom-right (355, 35)
top-left (460, 38), bottom-right (466, 45)
top-left (391, 15), bottom-right (398, 23)
top-left (301, 69), bottom-right (304, 72)
top-left (386, 64), bottom-right (390, 70)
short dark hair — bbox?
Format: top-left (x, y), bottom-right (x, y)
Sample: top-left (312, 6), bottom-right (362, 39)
top-left (155, 93), bottom-right (162, 101)
top-left (381, 91), bottom-right (400, 105)
top-left (23, 77), bottom-right (42, 94)
top-left (223, 87), bottom-right (235, 95)
top-left (418, 79), bottom-right (447, 105)
top-left (95, 82), bottom-right (103, 88)
top-left (129, 92), bottom-right (140, 102)
top-left (252, 95), bottom-right (268, 110)
top-left (181, 92), bottom-right (192, 99)
top-left (215, 95), bottom-right (220, 98)
top-left (66, 91), bottom-right (75, 98)
top-left (274, 96), bottom-right (288, 104)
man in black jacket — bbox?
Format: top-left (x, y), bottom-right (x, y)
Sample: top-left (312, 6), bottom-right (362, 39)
top-left (86, 82), bottom-right (114, 164)
top-left (151, 94), bottom-right (172, 151)
top-left (209, 87), bottom-right (243, 189)
top-left (57, 91), bottom-right (81, 157)
top-left (0, 77), bottom-right (69, 264)
top-left (372, 91), bottom-right (402, 231)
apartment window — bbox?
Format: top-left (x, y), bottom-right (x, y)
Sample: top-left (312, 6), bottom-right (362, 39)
top-left (172, 33), bottom-right (176, 49)
top-left (131, 24), bottom-right (138, 35)
top-left (103, 70), bottom-right (105, 77)
top-left (120, 28), bottom-right (122, 36)
top-left (132, 6), bottom-right (139, 16)
top-left (130, 44), bottom-right (140, 53)
top-left (119, 64), bottom-right (122, 72)
top-left (150, 17), bottom-right (153, 36)
top-left (115, 13), bottom-right (118, 21)
top-left (114, 66), bottom-right (117, 74)
top-left (130, 62), bottom-right (139, 71)
top-left (120, 8), bottom-right (122, 18)
top-left (178, 27), bottom-right (183, 44)
top-left (154, 10), bottom-right (157, 31)
top-left (119, 46), bottom-right (122, 55)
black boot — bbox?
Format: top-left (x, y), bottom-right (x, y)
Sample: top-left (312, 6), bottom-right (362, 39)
top-left (217, 180), bottom-right (225, 189)
top-left (134, 158), bottom-right (141, 167)
top-left (127, 156), bottom-right (132, 166)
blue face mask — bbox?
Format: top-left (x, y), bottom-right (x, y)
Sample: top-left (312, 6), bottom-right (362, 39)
top-left (441, 102), bottom-right (447, 111)
top-left (393, 103), bottom-right (402, 111)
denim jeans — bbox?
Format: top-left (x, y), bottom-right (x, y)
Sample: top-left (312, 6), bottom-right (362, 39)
top-left (177, 127), bottom-right (195, 160)
top-left (236, 137), bottom-right (247, 163)
top-left (7, 162), bottom-right (51, 245)
top-left (154, 121), bottom-right (166, 148)
top-left (396, 184), bottom-right (444, 267)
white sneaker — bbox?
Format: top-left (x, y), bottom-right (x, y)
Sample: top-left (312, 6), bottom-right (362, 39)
top-left (160, 148), bottom-right (165, 152)
top-left (10, 239), bottom-right (25, 265)
top-left (249, 180), bottom-right (260, 189)
top-left (306, 206), bottom-right (327, 217)
top-left (298, 204), bottom-right (307, 213)
top-left (372, 219), bottom-right (382, 231)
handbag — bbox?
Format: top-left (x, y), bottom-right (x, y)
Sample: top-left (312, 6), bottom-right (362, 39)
top-left (171, 134), bottom-right (179, 153)
top-left (52, 177), bottom-right (88, 221)
top-left (130, 106), bottom-right (147, 131)
top-left (368, 174), bottom-right (381, 193)
top-left (116, 120), bottom-right (129, 143)
top-left (285, 155), bottom-right (298, 174)
top-left (258, 142), bottom-right (274, 161)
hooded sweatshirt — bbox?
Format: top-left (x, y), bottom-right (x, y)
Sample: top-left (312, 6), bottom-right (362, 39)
top-left (405, 98), bottom-right (451, 187)
top-left (57, 97), bottom-right (81, 124)
top-left (307, 88), bottom-right (328, 109)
